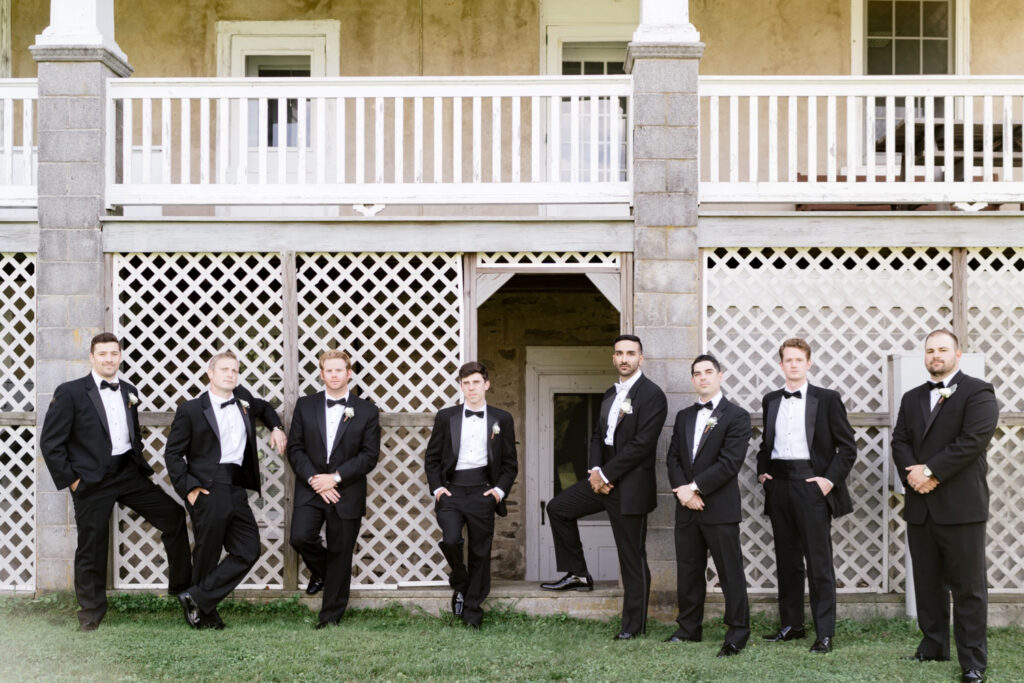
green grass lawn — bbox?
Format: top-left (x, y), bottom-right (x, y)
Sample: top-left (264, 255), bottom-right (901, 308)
top-left (2, 593), bottom-right (1023, 681)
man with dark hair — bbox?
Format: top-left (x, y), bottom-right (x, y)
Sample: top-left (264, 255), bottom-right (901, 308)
top-left (164, 350), bottom-right (287, 629)
top-left (287, 349), bottom-right (381, 629)
top-left (425, 361), bottom-right (518, 628)
top-left (757, 337), bottom-right (857, 654)
top-left (40, 333), bottom-right (191, 631)
top-left (541, 334), bottom-right (668, 640)
top-left (892, 329), bottom-right (998, 683)
top-left (665, 354), bottom-right (751, 657)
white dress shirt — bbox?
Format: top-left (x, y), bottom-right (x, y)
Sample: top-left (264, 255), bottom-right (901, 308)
top-left (692, 392), bottom-right (722, 461)
top-left (770, 382), bottom-right (811, 461)
top-left (325, 391), bottom-right (350, 451)
top-left (433, 404), bottom-right (504, 501)
top-left (604, 370), bottom-right (642, 446)
top-left (93, 372), bottom-right (132, 456)
top-left (210, 390), bottom-right (247, 466)
top-left (929, 374), bottom-right (956, 410)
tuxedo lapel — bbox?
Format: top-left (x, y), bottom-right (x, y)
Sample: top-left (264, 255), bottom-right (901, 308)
top-left (694, 401), bottom-right (726, 462)
top-left (918, 385), bottom-right (931, 427)
top-left (85, 379), bottom-right (112, 439)
top-left (118, 384), bottom-right (136, 443)
top-left (314, 393), bottom-right (328, 453)
top-left (236, 394), bottom-right (255, 448)
top-left (683, 409), bottom-right (697, 463)
top-left (599, 390), bottom-right (615, 437)
top-left (764, 394), bottom-right (781, 446)
top-left (449, 410), bottom-right (463, 461)
top-left (804, 387), bottom-right (819, 447)
top-left (330, 403), bottom-right (350, 459)
top-left (201, 393), bottom-right (220, 442)
top-left (486, 412), bottom-right (498, 464)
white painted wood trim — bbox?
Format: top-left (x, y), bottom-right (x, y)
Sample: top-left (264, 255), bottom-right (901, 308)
top-left (542, 24), bottom-right (637, 75)
top-left (0, 221), bottom-right (38, 251)
top-left (585, 272), bottom-right (621, 311)
top-left (215, 20), bottom-right (341, 78)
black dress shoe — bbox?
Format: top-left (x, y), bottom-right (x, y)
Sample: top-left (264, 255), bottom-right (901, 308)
top-left (306, 576), bottom-right (325, 595)
top-left (763, 626), bottom-right (806, 642)
top-left (540, 573), bottom-right (594, 591)
top-left (178, 592), bottom-right (201, 630)
top-left (315, 619), bottom-right (339, 630)
top-left (717, 642), bottom-right (742, 658)
top-left (614, 631), bottom-right (639, 641)
top-left (962, 669), bottom-right (985, 683)
top-left (79, 622), bottom-right (99, 632)
top-left (200, 610), bottom-right (226, 630)
top-left (664, 630), bottom-right (701, 643)
top-left (810, 637), bottom-right (832, 654)
top-left (451, 591), bottom-right (465, 617)
top-left (908, 652), bottom-right (949, 662)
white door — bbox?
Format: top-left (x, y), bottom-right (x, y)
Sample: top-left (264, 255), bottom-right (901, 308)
top-left (524, 348), bottom-right (620, 581)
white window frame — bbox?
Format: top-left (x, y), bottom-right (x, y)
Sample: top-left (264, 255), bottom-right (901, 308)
top-left (851, 0), bottom-right (969, 75)
top-left (215, 20), bottom-right (340, 78)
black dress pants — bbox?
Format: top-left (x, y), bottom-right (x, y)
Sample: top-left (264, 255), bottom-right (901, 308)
top-left (70, 461), bottom-right (191, 627)
top-left (435, 483), bottom-right (497, 627)
top-left (290, 503), bottom-right (362, 624)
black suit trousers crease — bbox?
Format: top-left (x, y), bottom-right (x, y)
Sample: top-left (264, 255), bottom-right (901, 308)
top-left (70, 466), bottom-right (191, 626)
top-left (547, 479), bottom-right (651, 636)
top-left (436, 483), bottom-right (497, 627)
top-left (290, 503), bottom-right (362, 623)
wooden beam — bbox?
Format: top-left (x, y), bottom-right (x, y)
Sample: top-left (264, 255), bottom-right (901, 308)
top-left (0, 222), bottom-right (39, 252)
top-left (0, 0), bottom-right (10, 78)
top-left (280, 251), bottom-right (299, 592)
top-left (619, 252), bottom-right (634, 334)
top-left (951, 247), bottom-right (969, 351)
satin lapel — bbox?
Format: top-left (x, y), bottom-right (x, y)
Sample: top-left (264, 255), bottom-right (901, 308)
top-left (804, 387), bottom-right (819, 448)
top-left (683, 409), bottom-right (697, 476)
top-left (918, 385), bottom-right (931, 427)
top-left (314, 394), bottom-right (328, 453)
top-left (449, 410), bottom-right (463, 462)
top-left (694, 402), bottom-right (726, 461)
top-left (201, 393), bottom-right (220, 442)
top-left (330, 402), bottom-right (351, 460)
top-left (119, 384), bottom-right (136, 443)
top-left (600, 389), bottom-right (615, 435)
top-left (236, 393), bottom-right (255, 449)
top-left (86, 380), bottom-right (112, 439)
top-left (763, 395), bottom-right (781, 447)
top-left (486, 412), bottom-right (498, 464)
top-left (613, 378), bottom-right (642, 435)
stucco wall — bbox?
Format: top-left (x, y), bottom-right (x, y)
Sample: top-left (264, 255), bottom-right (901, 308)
top-left (970, 0), bottom-right (1024, 74)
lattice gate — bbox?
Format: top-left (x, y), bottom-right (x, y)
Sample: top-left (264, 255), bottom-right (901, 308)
top-left (0, 252), bottom-right (35, 592)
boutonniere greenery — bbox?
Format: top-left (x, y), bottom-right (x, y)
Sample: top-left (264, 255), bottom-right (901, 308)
top-left (343, 406), bottom-right (356, 422)
top-left (491, 423), bottom-right (501, 440)
top-left (938, 384), bottom-right (957, 402)
top-left (127, 393), bottom-right (139, 407)
top-left (619, 397), bottom-right (633, 418)
top-left (703, 416), bottom-right (718, 434)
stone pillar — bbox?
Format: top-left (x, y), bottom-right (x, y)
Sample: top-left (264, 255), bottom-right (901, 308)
top-left (30, 0), bottom-right (131, 593)
top-left (625, 1), bottom-right (704, 601)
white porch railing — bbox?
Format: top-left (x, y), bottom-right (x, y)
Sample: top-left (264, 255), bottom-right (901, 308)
top-left (0, 80), bottom-right (37, 208)
top-left (105, 76), bottom-right (632, 207)
top-left (700, 76), bottom-right (1024, 205)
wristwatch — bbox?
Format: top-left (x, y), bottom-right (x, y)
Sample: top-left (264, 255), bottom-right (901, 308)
top-left (333, 472), bottom-right (342, 484)
top-left (689, 482), bottom-right (699, 493)
top-left (922, 465), bottom-right (934, 479)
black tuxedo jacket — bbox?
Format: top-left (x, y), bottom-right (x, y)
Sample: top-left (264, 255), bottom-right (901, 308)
top-left (891, 371), bottom-right (999, 525)
top-left (424, 405), bottom-right (518, 517)
top-left (286, 391), bottom-right (381, 519)
top-left (756, 384), bottom-right (857, 518)
top-left (666, 396), bottom-right (752, 525)
top-left (164, 386), bottom-right (283, 500)
top-left (40, 375), bottom-right (149, 491)
top-left (588, 373), bottom-right (668, 516)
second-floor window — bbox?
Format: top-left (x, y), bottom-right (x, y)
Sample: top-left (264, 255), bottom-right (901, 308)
top-left (245, 55), bottom-right (312, 148)
top-left (560, 43), bottom-right (628, 183)
top-left (866, 0), bottom-right (952, 75)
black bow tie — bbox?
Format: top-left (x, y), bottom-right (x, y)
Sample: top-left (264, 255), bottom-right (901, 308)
top-left (694, 401), bottom-right (713, 411)
top-left (782, 390), bottom-right (802, 400)
top-left (928, 381), bottom-right (945, 390)
top-left (220, 398), bottom-right (237, 408)
top-left (100, 380), bottom-right (119, 391)
top-left (465, 410), bottom-right (484, 419)
top-left (327, 397), bottom-right (347, 408)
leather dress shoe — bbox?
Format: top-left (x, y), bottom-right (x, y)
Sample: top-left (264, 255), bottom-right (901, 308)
top-left (178, 591), bottom-right (201, 629)
top-left (79, 622), bottom-right (99, 632)
top-left (613, 631), bottom-right (640, 641)
top-left (908, 652), bottom-right (949, 662)
top-left (540, 573), bottom-right (594, 591)
top-left (200, 610), bottom-right (226, 630)
top-left (451, 591), bottom-right (465, 617)
top-left (664, 630), bottom-right (701, 643)
top-left (810, 637), bottom-right (833, 654)
top-left (763, 626), bottom-right (806, 642)
top-left (315, 619), bottom-right (339, 630)
top-left (962, 669), bottom-right (985, 683)
top-left (717, 642), bottom-right (742, 658)
top-left (305, 576), bottom-right (325, 595)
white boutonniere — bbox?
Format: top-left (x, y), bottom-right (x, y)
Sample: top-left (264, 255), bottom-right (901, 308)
top-left (703, 416), bottom-right (718, 434)
top-left (619, 397), bottom-right (633, 418)
top-left (938, 385), bottom-right (957, 402)
top-left (239, 399), bottom-right (250, 413)
top-left (491, 423), bottom-right (501, 440)
top-left (127, 393), bottom-right (139, 407)
top-left (343, 406), bottom-right (356, 422)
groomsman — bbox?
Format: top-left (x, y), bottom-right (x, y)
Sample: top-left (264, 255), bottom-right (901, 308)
top-left (424, 361), bottom-right (517, 628)
top-left (40, 333), bottom-right (191, 631)
top-left (287, 350), bottom-right (381, 629)
top-left (164, 350), bottom-right (286, 629)
top-left (541, 334), bottom-right (667, 640)
top-left (892, 330), bottom-right (998, 683)
top-left (757, 338), bottom-right (856, 654)
top-left (665, 354), bottom-right (751, 657)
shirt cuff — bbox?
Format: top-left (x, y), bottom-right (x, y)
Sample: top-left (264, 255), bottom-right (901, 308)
top-left (432, 487), bottom-right (444, 498)
top-left (593, 467), bottom-right (609, 484)
top-left (493, 487), bottom-right (505, 501)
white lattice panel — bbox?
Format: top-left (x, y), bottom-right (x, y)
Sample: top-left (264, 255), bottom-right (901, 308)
top-left (112, 253), bottom-right (285, 411)
top-left (477, 252), bottom-right (620, 269)
top-left (114, 425), bottom-right (287, 589)
top-left (0, 253), bottom-right (35, 412)
top-left (0, 426), bottom-right (35, 591)
top-left (986, 426), bottom-right (1024, 592)
top-left (704, 247), bottom-right (953, 413)
top-left (966, 248), bottom-right (1024, 412)
top-left (296, 253), bottom-right (463, 412)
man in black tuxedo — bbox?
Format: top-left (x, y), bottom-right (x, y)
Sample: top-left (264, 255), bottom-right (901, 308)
top-left (541, 334), bottom-right (667, 640)
top-left (892, 329), bottom-right (998, 683)
top-left (164, 349), bottom-right (287, 629)
top-left (665, 354), bottom-right (752, 657)
top-left (757, 337), bottom-right (856, 654)
top-left (287, 349), bottom-right (381, 629)
top-left (425, 361), bottom-right (517, 628)
top-left (40, 333), bottom-right (191, 631)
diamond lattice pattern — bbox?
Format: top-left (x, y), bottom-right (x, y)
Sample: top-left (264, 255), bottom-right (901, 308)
top-left (0, 426), bottom-right (35, 590)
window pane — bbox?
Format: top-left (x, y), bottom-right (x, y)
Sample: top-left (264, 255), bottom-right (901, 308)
top-left (894, 2), bottom-right (921, 37)
top-left (895, 39), bottom-right (921, 74)
top-left (607, 61), bottom-right (625, 75)
top-left (867, 39), bottom-right (894, 75)
top-left (583, 61), bottom-right (604, 75)
top-left (922, 40), bottom-right (948, 74)
top-left (562, 61), bottom-right (582, 75)
top-left (923, 2), bottom-right (949, 38)
top-left (868, 1), bottom-right (893, 36)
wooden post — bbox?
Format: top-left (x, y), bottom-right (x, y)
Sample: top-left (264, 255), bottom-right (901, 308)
top-left (280, 250), bottom-right (299, 591)
top-left (462, 253), bottom-right (477, 362)
top-left (0, 0), bottom-right (10, 78)
top-left (619, 251), bottom-right (634, 334)
top-left (951, 247), bottom-right (968, 350)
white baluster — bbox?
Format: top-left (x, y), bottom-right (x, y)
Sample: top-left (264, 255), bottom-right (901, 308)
top-left (511, 95), bottom-right (521, 183)
top-left (199, 97), bottom-right (209, 185)
top-left (141, 97), bottom-right (152, 183)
